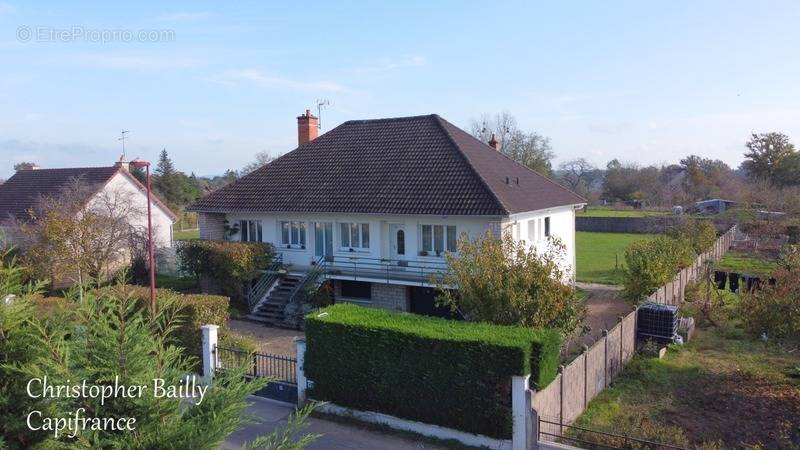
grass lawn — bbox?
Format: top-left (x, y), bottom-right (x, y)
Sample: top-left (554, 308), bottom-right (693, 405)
top-left (155, 274), bottom-right (198, 292)
top-left (576, 232), bottom-right (659, 284)
top-left (577, 207), bottom-right (671, 218)
top-left (573, 312), bottom-right (800, 449)
top-left (173, 228), bottom-right (199, 241)
top-left (717, 250), bottom-right (778, 275)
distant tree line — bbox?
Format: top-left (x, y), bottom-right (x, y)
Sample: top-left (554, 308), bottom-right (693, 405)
top-left (469, 114), bottom-right (800, 214)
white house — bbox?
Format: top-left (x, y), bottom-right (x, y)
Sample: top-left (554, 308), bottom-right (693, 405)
top-left (0, 161), bottom-right (176, 250)
top-left (189, 111), bottom-right (585, 322)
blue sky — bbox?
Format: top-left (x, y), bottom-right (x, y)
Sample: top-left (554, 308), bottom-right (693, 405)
top-left (2, 1), bottom-right (800, 179)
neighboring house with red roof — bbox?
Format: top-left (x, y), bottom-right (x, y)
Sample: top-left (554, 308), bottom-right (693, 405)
top-left (0, 161), bottom-right (177, 249)
top-left (189, 111), bottom-right (585, 323)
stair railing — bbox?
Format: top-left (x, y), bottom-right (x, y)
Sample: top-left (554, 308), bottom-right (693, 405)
top-left (285, 255), bottom-right (327, 306)
top-left (247, 254), bottom-right (284, 313)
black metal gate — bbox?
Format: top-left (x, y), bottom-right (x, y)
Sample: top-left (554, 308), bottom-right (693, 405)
top-left (215, 345), bottom-right (298, 404)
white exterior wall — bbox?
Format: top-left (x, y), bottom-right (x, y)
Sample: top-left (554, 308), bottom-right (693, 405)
top-left (504, 205), bottom-right (578, 282)
top-left (224, 212), bottom-right (502, 268)
top-left (89, 172), bottom-right (175, 248)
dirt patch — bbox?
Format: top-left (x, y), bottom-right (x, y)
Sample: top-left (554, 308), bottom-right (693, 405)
top-left (227, 319), bottom-right (304, 357)
top-left (662, 370), bottom-right (800, 449)
top-left (566, 283), bottom-right (634, 354)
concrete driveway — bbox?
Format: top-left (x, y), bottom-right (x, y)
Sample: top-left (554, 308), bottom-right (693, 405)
top-left (223, 397), bottom-right (451, 450)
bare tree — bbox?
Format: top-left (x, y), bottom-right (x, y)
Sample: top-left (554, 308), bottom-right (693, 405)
top-left (558, 158), bottom-right (596, 194)
top-left (14, 177), bottom-right (147, 299)
top-left (242, 151), bottom-right (277, 175)
top-left (471, 112), bottom-right (555, 175)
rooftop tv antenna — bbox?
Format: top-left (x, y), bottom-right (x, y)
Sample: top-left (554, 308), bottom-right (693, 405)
top-left (118, 130), bottom-right (130, 159)
top-left (316, 99), bottom-right (329, 129)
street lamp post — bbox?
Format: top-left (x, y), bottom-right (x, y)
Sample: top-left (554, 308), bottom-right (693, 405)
top-left (130, 159), bottom-right (156, 311)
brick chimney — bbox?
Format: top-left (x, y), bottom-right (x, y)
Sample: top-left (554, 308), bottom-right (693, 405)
top-left (488, 133), bottom-right (499, 151)
top-left (297, 109), bottom-right (319, 146)
top-left (115, 155), bottom-right (129, 172)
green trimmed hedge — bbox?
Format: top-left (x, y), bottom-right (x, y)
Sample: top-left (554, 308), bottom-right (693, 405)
top-left (304, 304), bottom-right (560, 439)
top-left (93, 285), bottom-right (229, 359)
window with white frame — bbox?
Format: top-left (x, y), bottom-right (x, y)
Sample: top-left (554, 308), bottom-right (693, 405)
top-left (544, 216), bottom-right (551, 237)
top-left (527, 219), bottom-right (536, 242)
top-left (280, 221), bottom-right (306, 247)
top-left (239, 220), bottom-right (262, 242)
top-left (420, 225), bottom-right (457, 255)
top-left (340, 223), bottom-right (370, 250)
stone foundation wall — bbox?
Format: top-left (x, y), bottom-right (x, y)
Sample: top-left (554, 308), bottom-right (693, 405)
top-left (333, 280), bottom-right (408, 312)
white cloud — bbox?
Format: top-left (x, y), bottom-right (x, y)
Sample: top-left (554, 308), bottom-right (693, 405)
top-left (352, 55), bottom-right (426, 73)
top-left (74, 53), bottom-right (199, 70)
top-left (0, 2), bottom-right (15, 15)
top-left (210, 69), bottom-right (346, 92)
top-left (156, 11), bottom-right (211, 22)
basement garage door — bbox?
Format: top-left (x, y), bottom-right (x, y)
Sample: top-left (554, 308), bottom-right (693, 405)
top-left (409, 287), bottom-right (461, 319)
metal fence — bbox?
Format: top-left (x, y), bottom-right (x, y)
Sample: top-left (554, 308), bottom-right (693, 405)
top-left (538, 417), bottom-right (689, 450)
top-left (215, 346), bottom-right (297, 385)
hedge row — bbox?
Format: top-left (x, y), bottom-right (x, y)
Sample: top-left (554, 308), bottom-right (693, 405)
top-left (93, 285), bottom-right (229, 359)
top-left (304, 304), bottom-right (561, 439)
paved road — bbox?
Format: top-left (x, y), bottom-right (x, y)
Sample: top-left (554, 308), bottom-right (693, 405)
top-left (223, 397), bottom-right (450, 450)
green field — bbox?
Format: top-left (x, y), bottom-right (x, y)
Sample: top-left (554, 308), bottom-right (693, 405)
top-left (717, 251), bottom-right (777, 275)
top-left (577, 207), bottom-right (671, 218)
top-left (576, 231), bottom-right (659, 284)
top-left (173, 228), bottom-right (199, 241)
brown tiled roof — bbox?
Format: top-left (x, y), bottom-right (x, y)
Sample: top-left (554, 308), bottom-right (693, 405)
top-left (0, 166), bottom-right (177, 222)
top-left (189, 114), bottom-right (585, 216)
top-left (0, 167), bottom-right (119, 221)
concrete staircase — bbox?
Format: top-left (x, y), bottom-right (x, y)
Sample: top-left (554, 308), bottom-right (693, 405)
top-left (246, 275), bottom-right (302, 325)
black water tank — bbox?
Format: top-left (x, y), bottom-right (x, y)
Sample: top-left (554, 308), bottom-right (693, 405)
top-left (637, 303), bottom-right (678, 344)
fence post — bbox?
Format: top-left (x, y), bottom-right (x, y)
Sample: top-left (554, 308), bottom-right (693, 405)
top-left (582, 344), bottom-right (589, 408)
top-left (602, 330), bottom-right (609, 388)
top-left (528, 392), bottom-right (539, 450)
top-left (512, 374), bottom-right (531, 450)
top-left (294, 337), bottom-right (308, 404)
top-left (618, 316), bottom-right (624, 372)
top-left (201, 324), bottom-right (219, 384)
top-left (558, 366), bottom-right (565, 435)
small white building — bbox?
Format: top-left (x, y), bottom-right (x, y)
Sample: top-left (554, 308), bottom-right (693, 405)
top-left (190, 111), bottom-right (585, 321)
top-left (0, 161), bottom-right (176, 251)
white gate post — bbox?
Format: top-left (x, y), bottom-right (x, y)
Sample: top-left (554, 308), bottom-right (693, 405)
top-left (201, 324), bottom-right (219, 384)
top-left (512, 374), bottom-right (530, 450)
top-left (294, 337), bottom-right (308, 404)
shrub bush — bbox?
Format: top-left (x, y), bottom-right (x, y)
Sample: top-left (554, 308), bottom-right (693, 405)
top-left (304, 304), bottom-right (561, 439)
top-left (437, 230), bottom-right (583, 335)
top-left (667, 218), bottom-right (717, 255)
top-left (739, 263), bottom-right (800, 340)
top-left (93, 285), bottom-right (229, 359)
top-left (621, 235), bottom-right (695, 302)
top-left (177, 240), bottom-right (274, 301)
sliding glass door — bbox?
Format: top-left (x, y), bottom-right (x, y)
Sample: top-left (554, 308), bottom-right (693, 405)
top-left (314, 222), bottom-right (333, 257)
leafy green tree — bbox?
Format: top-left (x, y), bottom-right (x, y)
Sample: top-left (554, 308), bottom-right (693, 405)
top-left (679, 155), bottom-right (732, 201)
top-left (741, 132), bottom-right (799, 186)
top-left (5, 287), bottom-right (318, 449)
top-left (153, 149), bottom-right (201, 210)
top-left (437, 230), bottom-right (584, 334)
top-left (471, 112), bottom-right (555, 175)
top-left (621, 236), bottom-right (695, 302)
top-left (0, 246), bottom-right (49, 449)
